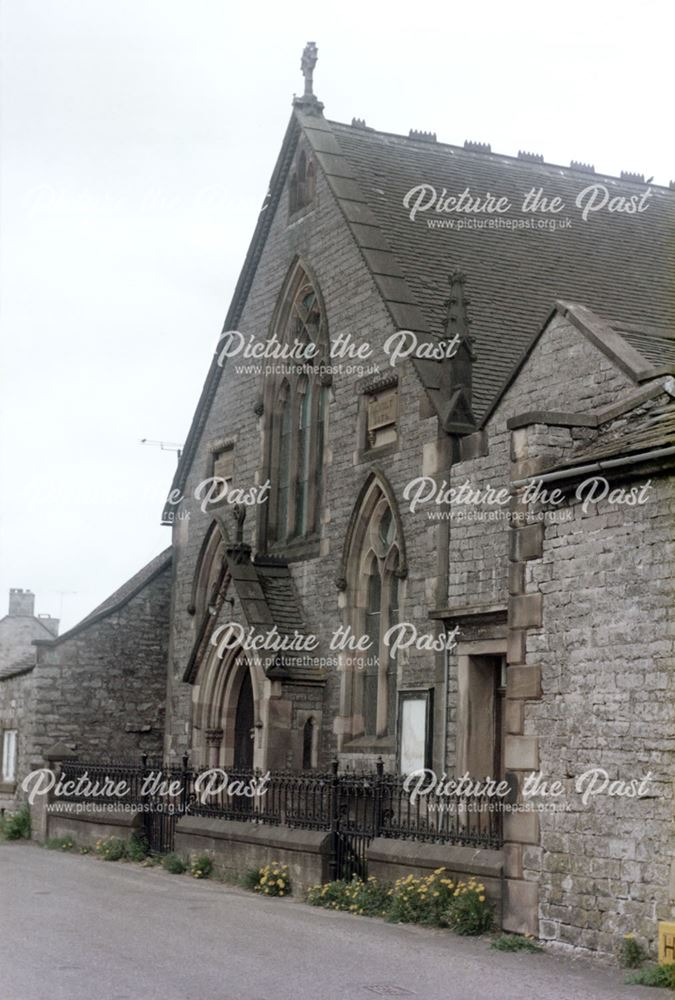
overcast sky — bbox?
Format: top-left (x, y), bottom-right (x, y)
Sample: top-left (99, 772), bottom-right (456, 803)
top-left (0, 0), bottom-right (671, 631)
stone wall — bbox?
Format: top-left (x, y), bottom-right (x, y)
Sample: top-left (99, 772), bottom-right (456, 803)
top-left (367, 839), bottom-right (503, 912)
top-left (26, 560), bottom-right (172, 768)
top-left (165, 152), bottom-right (443, 767)
top-left (174, 816), bottom-right (332, 894)
top-left (46, 806), bottom-right (144, 849)
top-left (442, 313), bottom-right (635, 769)
top-left (0, 670), bottom-right (34, 811)
top-left (522, 472), bottom-right (675, 957)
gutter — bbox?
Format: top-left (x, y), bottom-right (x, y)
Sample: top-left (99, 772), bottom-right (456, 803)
top-left (511, 445), bottom-right (675, 488)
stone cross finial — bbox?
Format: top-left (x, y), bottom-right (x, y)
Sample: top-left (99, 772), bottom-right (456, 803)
top-left (301, 41), bottom-right (318, 97)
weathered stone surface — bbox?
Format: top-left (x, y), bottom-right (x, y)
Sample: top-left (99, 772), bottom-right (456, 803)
top-left (175, 816), bottom-right (332, 894)
top-left (503, 879), bottom-right (539, 935)
top-left (46, 806), bottom-right (143, 849)
top-left (505, 735), bottom-right (539, 770)
top-left (509, 594), bottom-right (543, 629)
top-left (506, 666), bottom-right (542, 700)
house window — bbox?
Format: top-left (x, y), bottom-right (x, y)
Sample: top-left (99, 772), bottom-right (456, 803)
top-left (365, 385), bottom-right (398, 450)
top-left (2, 730), bottom-right (17, 783)
top-left (266, 265), bottom-right (329, 548)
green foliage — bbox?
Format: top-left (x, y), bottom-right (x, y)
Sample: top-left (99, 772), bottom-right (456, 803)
top-left (0, 806), bottom-right (31, 841)
top-left (626, 963), bottom-right (675, 989)
top-left (190, 853), bottom-right (214, 879)
top-left (254, 862), bottom-right (291, 897)
top-left (127, 834), bottom-right (150, 863)
top-left (95, 836), bottom-right (128, 862)
top-left (307, 876), bottom-right (390, 917)
top-left (491, 934), bottom-right (543, 953)
top-left (45, 836), bottom-right (75, 852)
top-left (619, 934), bottom-right (647, 969)
top-left (443, 880), bottom-right (494, 936)
top-left (161, 852), bottom-right (187, 874)
top-left (240, 867), bottom-right (263, 891)
top-left (307, 868), bottom-right (492, 935)
top-left (388, 870), bottom-right (459, 926)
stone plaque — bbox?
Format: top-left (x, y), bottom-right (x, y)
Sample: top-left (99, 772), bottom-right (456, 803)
top-left (367, 389), bottom-right (397, 432)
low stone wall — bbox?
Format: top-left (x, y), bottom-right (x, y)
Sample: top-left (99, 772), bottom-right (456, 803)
top-left (367, 839), bottom-right (504, 919)
top-left (46, 806), bottom-right (143, 848)
top-left (175, 816), bottom-right (332, 894)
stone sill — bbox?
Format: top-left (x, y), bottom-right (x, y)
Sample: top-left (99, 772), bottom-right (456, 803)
top-left (0, 781), bottom-right (17, 795)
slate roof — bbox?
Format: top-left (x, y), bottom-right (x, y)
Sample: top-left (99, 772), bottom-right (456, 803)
top-left (555, 396), bottom-right (675, 469)
top-left (612, 323), bottom-right (675, 369)
top-left (0, 664), bottom-right (34, 681)
top-left (183, 549), bottom-right (325, 685)
top-left (168, 102), bottom-right (675, 501)
top-left (38, 548), bottom-right (173, 645)
top-left (0, 615), bottom-right (59, 679)
top-left (323, 120), bottom-right (675, 420)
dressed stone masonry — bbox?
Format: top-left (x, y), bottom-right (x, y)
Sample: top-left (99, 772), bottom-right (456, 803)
top-left (10, 44), bottom-right (674, 961)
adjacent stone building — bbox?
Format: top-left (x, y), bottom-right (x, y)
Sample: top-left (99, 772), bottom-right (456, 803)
top-left (0, 589), bottom-right (59, 811)
top-left (0, 550), bottom-right (172, 810)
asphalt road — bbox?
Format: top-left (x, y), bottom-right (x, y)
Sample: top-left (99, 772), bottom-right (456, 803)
top-left (0, 842), bottom-right (668, 1000)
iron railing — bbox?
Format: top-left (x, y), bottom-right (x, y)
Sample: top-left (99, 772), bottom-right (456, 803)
top-left (53, 757), bottom-right (504, 872)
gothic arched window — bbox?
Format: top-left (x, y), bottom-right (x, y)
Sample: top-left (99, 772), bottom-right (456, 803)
top-left (265, 264), bottom-right (329, 550)
top-left (342, 479), bottom-right (404, 740)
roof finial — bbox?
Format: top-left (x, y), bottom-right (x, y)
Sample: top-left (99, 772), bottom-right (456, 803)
top-left (441, 271), bottom-right (476, 435)
top-left (301, 41), bottom-right (318, 98)
top-left (294, 42), bottom-right (324, 115)
top-left (445, 270), bottom-right (473, 344)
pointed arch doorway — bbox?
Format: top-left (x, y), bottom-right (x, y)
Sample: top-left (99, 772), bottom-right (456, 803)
top-left (233, 668), bottom-right (255, 769)
top-left (193, 646), bottom-right (262, 771)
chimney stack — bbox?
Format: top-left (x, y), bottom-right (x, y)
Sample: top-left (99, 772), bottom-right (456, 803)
top-left (38, 613), bottom-right (60, 637)
top-left (9, 588), bottom-right (35, 617)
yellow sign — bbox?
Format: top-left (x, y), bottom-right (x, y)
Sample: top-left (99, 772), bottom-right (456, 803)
top-left (659, 922), bottom-right (675, 964)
